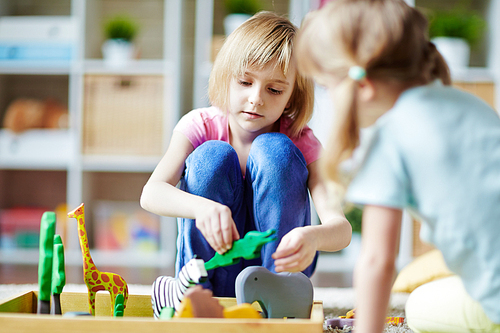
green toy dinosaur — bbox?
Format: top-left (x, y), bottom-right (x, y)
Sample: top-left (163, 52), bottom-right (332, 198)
top-left (204, 229), bottom-right (277, 271)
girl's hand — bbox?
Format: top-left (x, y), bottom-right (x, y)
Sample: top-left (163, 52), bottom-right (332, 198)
top-left (272, 227), bottom-right (318, 273)
top-left (194, 202), bottom-right (240, 254)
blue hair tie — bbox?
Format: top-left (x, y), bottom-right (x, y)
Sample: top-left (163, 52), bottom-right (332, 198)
top-left (348, 66), bottom-right (366, 81)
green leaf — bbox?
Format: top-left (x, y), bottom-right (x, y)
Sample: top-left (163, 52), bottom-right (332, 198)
top-left (224, 0), bottom-right (262, 15)
top-left (428, 9), bottom-right (486, 46)
top-left (344, 205), bottom-right (362, 234)
top-left (104, 15), bottom-right (139, 42)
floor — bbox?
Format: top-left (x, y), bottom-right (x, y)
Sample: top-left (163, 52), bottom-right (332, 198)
top-left (0, 263), bottom-right (353, 288)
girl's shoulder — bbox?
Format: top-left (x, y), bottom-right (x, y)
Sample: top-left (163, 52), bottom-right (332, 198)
top-left (175, 106), bottom-right (229, 149)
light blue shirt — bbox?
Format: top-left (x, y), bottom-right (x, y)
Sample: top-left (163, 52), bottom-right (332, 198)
top-left (346, 81), bottom-right (500, 323)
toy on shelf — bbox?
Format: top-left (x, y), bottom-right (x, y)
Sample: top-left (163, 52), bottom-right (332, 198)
top-left (326, 308), bottom-right (405, 328)
top-left (204, 229), bottom-right (277, 271)
top-left (68, 203), bottom-right (129, 316)
top-left (151, 256), bottom-right (208, 318)
top-left (37, 211), bottom-right (56, 314)
top-left (2, 98), bottom-right (68, 133)
top-left (172, 285), bottom-right (261, 319)
top-left (235, 266), bottom-right (313, 319)
top-left (151, 229), bottom-right (277, 318)
top-left (51, 234), bottom-right (66, 315)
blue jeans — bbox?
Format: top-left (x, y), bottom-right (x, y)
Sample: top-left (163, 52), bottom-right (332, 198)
top-left (176, 133), bottom-right (318, 296)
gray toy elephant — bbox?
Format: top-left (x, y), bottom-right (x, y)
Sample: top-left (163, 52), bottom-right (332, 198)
top-left (235, 266), bottom-right (313, 319)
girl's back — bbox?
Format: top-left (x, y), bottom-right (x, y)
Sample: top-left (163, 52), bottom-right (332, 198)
top-left (346, 82), bottom-right (500, 315)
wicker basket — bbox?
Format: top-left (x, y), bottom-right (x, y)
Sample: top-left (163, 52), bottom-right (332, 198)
top-left (82, 75), bottom-right (164, 156)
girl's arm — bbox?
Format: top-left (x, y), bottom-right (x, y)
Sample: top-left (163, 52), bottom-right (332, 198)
top-left (272, 159), bottom-right (352, 272)
top-left (354, 205), bottom-right (402, 333)
top-left (140, 131), bottom-right (239, 254)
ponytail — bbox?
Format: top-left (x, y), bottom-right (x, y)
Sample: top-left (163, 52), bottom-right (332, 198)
top-left (427, 42), bottom-right (451, 85)
top-left (321, 77), bottom-right (360, 184)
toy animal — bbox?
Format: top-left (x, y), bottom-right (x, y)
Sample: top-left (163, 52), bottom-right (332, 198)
top-left (3, 98), bottom-right (68, 133)
top-left (151, 229), bottom-right (276, 318)
top-left (151, 256), bottom-right (208, 318)
top-left (68, 204), bottom-right (129, 316)
top-left (235, 266), bottom-right (313, 319)
top-left (204, 229), bottom-right (277, 270)
top-left (172, 285), bottom-right (261, 319)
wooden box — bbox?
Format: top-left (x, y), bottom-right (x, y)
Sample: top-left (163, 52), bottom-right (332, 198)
top-left (82, 75), bottom-right (164, 156)
top-left (0, 291), bottom-right (324, 333)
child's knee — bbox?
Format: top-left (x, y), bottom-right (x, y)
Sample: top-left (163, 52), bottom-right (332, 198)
top-left (249, 133), bottom-right (306, 171)
top-left (187, 141), bottom-right (239, 175)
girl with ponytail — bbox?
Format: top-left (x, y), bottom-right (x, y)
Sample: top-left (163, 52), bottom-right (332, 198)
top-left (297, 1), bottom-right (500, 332)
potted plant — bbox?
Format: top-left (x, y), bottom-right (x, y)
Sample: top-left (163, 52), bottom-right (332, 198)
top-left (102, 15), bottom-right (139, 68)
top-left (427, 7), bottom-right (486, 73)
top-left (342, 205), bottom-right (362, 260)
top-left (223, 0), bottom-right (262, 35)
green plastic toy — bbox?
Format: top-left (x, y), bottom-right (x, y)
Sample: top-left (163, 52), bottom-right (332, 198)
top-left (37, 212), bottom-right (56, 314)
top-left (51, 234), bottom-right (66, 315)
top-left (114, 294), bottom-right (124, 317)
top-left (204, 229), bottom-right (277, 271)
top-left (159, 307), bottom-right (175, 320)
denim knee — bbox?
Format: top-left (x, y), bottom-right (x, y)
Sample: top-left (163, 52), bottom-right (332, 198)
top-left (248, 133), bottom-right (307, 177)
top-left (185, 141), bottom-right (238, 179)
top-left (183, 141), bottom-right (241, 198)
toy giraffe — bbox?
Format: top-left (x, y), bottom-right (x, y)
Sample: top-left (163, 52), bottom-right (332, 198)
top-left (68, 203), bottom-right (129, 315)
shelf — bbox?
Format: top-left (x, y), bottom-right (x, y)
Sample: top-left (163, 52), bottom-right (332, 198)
top-left (0, 129), bottom-right (73, 170)
top-left (0, 60), bottom-right (73, 75)
top-left (451, 67), bottom-right (495, 83)
top-left (82, 155), bottom-right (160, 172)
top-left (0, 0), bottom-right (184, 274)
top-left (83, 59), bottom-right (167, 75)
top-left (0, 248), bottom-right (174, 268)
top-left (0, 59), bottom-right (175, 76)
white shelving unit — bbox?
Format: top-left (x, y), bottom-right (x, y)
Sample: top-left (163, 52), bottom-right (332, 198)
top-left (0, 0), bottom-right (183, 268)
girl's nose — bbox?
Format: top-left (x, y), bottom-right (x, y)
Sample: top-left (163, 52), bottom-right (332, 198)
top-left (249, 88), bottom-right (264, 106)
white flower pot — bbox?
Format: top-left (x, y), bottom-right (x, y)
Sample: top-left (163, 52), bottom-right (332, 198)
top-left (224, 13), bottom-right (251, 36)
top-left (102, 39), bottom-right (135, 68)
top-left (431, 37), bottom-right (470, 75)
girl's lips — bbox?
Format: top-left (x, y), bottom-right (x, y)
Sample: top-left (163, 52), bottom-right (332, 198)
top-left (242, 111), bottom-right (263, 119)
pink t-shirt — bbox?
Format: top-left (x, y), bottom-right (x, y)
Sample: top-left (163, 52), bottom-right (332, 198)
top-left (174, 106), bottom-right (322, 165)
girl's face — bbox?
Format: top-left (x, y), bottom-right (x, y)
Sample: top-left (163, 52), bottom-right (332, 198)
top-left (228, 61), bottom-right (296, 139)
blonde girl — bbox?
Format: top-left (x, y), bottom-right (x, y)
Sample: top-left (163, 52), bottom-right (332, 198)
top-left (141, 11), bottom-right (351, 297)
top-left (297, 0), bottom-right (500, 332)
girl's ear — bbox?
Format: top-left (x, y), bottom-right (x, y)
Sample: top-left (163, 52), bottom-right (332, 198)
top-left (358, 79), bottom-right (376, 102)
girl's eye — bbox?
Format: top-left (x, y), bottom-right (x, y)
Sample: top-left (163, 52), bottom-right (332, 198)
top-left (238, 80), bottom-right (251, 86)
top-left (268, 88), bottom-right (283, 95)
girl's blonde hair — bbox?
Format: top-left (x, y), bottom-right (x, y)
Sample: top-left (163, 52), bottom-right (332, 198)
top-left (209, 11), bottom-right (314, 137)
top-left (296, 0), bottom-right (451, 183)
